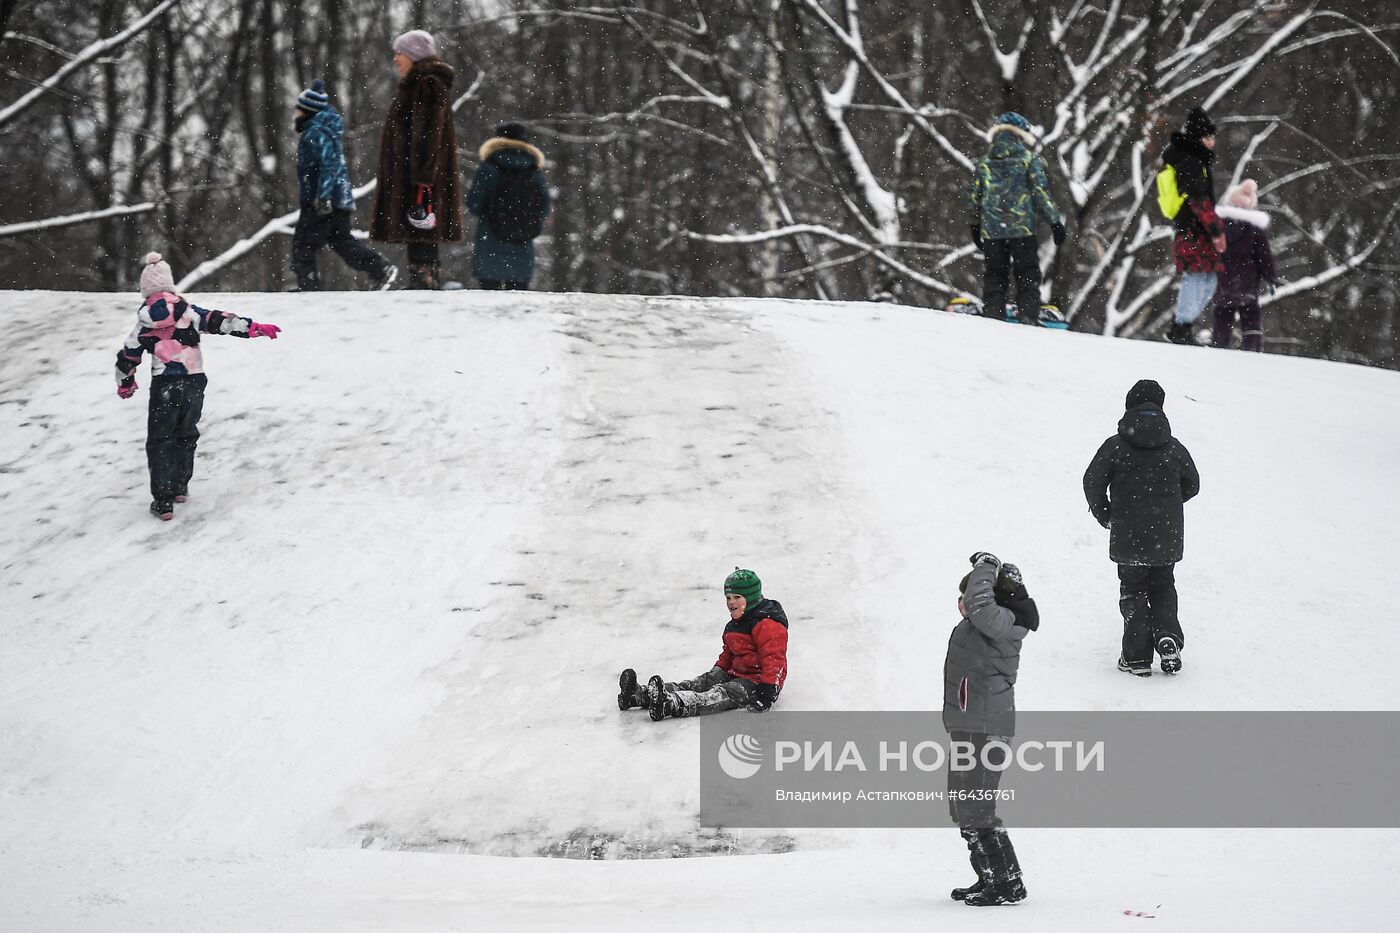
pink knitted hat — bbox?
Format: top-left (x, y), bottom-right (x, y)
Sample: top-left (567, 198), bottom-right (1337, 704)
top-left (139, 251), bottom-right (176, 298)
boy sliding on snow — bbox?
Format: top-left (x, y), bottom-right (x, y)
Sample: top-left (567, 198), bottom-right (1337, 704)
top-left (618, 568), bottom-right (788, 721)
top-left (944, 552), bottom-right (1038, 907)
top-left (115, 252), bottom-right (281, 521)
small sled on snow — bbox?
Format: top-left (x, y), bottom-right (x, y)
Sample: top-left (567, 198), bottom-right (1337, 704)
top-left (945, 297), bottom-right (1069, 329)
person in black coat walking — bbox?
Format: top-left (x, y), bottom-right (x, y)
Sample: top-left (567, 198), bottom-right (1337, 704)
top-left (1082, 380), bottom-right (1200, 676)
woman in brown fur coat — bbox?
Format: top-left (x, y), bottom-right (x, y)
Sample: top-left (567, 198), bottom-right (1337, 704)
top-left (371, 30), bottom-right (463, 289)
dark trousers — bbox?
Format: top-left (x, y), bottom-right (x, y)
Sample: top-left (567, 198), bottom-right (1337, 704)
top-left (1212, 302), bottom-right (1263, 351)
top-left (947, 731), bottom-right (1008, 831)
top-left (981, 236), bottom-right (1041, 324)
top-left (146, 375), bottom-right (206, 501)
top-left (291, 209), bottom-right (387, 290)
top-left (948, 731), bottom-right (1024, 890)
top-left (665, 668), bottom-right (757, 717)
top-left (1118, 564), bottom-right (1184, 664)
top-left (478, 279), bottom-right (525, 290)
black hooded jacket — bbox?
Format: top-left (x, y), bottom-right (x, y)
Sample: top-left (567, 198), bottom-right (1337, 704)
top-left (1083, 404), bottom-right (1200, 565)
top-left (1161, 132), bottom-right (1218, 237)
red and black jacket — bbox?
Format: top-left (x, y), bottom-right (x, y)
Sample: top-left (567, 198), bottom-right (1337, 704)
top-left (715, 599), bottom-right (789, 689)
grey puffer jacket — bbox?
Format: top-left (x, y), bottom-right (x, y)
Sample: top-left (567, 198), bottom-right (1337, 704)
top-left (942, 562), bottom-right (1037, 737)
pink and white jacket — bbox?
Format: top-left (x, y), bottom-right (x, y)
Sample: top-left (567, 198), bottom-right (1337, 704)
top-left (114, 292), bottom-right (252, 384)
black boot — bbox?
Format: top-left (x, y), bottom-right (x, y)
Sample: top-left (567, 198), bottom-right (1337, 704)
top-left (1118, 656), bottom-right (1152, 677)
top-left (618, 669), bottom-right (649, 711)
top-left (951, 831), bottom-right (985, 901)
top-left (963, 829), bottom-right (1027, 907)
top-left (150, 499), bottom-right (174, 521)
top-left (1157, 635), bottom-right (1182, 674)
top-left (1166, 321), bottom-right (1198, 345)
top-left (647, 675), bottom-right (681, 721)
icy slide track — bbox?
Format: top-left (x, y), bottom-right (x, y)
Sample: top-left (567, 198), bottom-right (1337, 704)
top-left (1, 290), bottom-right (1397, 931)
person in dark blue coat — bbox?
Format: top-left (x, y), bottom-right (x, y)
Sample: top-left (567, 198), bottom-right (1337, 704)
top-left (465, 123), bottom-right (551, 289)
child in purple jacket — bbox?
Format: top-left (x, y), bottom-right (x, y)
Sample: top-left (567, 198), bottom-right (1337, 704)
top-left (114, 252), bottom-right (281, 521)
top-left (1212, 179), bottom-right (1277, 351)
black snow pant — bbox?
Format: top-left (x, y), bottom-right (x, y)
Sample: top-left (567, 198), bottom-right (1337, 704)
top-left (948, 732), bottom-right (1024, 891)
top-left (291, 208), bottom-right (388, 290)
top-left (664, 667), bottom-right (758, 717)
top-left (981, 236), bottom-right (1041, 325)
top-left (146, 374), bottom-right (206, 502)
top-left (1212, 302), bottom-right (1263, 352)
top-left (478, 279), bottom-right (526, 290)
top-left (1118, 563), bottom-right (1184, 665)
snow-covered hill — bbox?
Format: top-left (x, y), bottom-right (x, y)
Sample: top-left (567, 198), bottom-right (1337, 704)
top-left (2, 290), bottom-right (1397, 931)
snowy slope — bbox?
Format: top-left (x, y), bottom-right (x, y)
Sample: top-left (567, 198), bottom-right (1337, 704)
top-left (1, 290), bottom-right (1397, 931)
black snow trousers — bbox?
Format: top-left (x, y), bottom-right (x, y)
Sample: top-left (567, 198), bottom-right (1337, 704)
top-left (948, 732), bottom-right (1024, 893)
top-left (981, 236), bottom-right (1041, 324)
top-left (146, 374), bottom-right (206, 501)
top-left (665, 667), bottom-right (757, 717)
top-left (1118, 563), bottom-right (1184, 664)
top-left (291, 208), bottom-right (388, 290)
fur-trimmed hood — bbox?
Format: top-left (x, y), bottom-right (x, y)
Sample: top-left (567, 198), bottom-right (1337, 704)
top-left (1216, 204), bottom-right (1269, 230)
top-left (479, 136), bottom-right (546, 169)
top-left (988, 123), bottom-right (1036, 146)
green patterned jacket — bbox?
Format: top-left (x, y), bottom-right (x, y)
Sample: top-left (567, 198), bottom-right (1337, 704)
top-left (969, 124), bottom-right (1062, 240)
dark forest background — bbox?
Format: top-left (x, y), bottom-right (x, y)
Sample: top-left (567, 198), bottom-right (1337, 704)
top-left (1, 0), bottom-right (1397, 366)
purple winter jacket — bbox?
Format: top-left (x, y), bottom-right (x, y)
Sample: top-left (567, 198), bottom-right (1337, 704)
top-left (1215, 205), bottom-right (1276, 307)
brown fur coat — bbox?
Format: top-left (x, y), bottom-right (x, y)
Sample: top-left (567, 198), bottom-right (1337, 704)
top-left (371, 58), bottom-right (463, 243)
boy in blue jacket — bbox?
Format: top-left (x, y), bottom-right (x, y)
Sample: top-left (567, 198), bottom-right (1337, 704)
top-left (291, 80), bottom-right (397, 291)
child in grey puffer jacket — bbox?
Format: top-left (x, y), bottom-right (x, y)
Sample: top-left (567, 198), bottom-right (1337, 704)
top-left (942, 552), bottom-right (1038, 908)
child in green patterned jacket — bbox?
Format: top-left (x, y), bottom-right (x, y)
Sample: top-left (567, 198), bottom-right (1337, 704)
top-left (969, 112), bottom-right (1066, 326)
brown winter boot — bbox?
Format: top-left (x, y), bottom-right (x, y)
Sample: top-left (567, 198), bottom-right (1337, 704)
top-left (407, 261), bottom-right (440, 290)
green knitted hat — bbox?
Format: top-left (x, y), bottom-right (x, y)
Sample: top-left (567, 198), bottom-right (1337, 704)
top-left (724, 567), bottom-right (763, 607)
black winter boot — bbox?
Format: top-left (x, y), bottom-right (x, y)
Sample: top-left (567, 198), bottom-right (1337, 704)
top-left (150, 499), bottom-right (174, 521)
top-left (962, 829), bottom-right (1027, 907)
top-left (1118, 656), bottom-right (1152, 677)
top-left (951, 831), bottom-right (985, 901)
top-left (1166, 321), bottom-right (1198, 345)
top-left (618, 669), bottom-right (649, 711)
top-left (1157, 635), bottom-right (1182, 674)
top-left (647, 675), bottom-right (680, 721)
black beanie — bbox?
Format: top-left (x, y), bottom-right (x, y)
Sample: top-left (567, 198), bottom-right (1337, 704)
top-left (959, 569), bottom-right (1028, 606)
top-left (495, 122), bottom-right (530, 142)
top-left (1125, 379), bottom-right (1166, 410)
top-left (1183, 106), bottom-right (1216, 140)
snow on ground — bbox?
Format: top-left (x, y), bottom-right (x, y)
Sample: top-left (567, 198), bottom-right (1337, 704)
top-left (1, 290), bottom-right (1397, 931)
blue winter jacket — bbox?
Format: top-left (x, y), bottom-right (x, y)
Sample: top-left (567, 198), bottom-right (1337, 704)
top-left (297, 108), bottom-right (355, 210)
top-left (466, 137), bottom-right (550, 285)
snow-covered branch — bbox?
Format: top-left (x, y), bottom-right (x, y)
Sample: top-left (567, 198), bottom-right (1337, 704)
top-left (0, 202), bottom-right (156, 239)
top-left (0, 0), bottom-right (186, 132)
top-left (686, 224), bottom-right (963, 296)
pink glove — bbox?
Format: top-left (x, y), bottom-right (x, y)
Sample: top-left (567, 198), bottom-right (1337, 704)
top-left (1212, 233), bottom-right (1227, 254)
top-left (248, 322), bottom-right (280, 339)
top-left (117, 380), bottom-right (137, 399)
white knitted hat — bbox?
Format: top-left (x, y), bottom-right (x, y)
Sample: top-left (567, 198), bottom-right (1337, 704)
top-left (140, 251), bottom-right (175, 298)
top-left (393, 30), bottom-right (437, 62)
